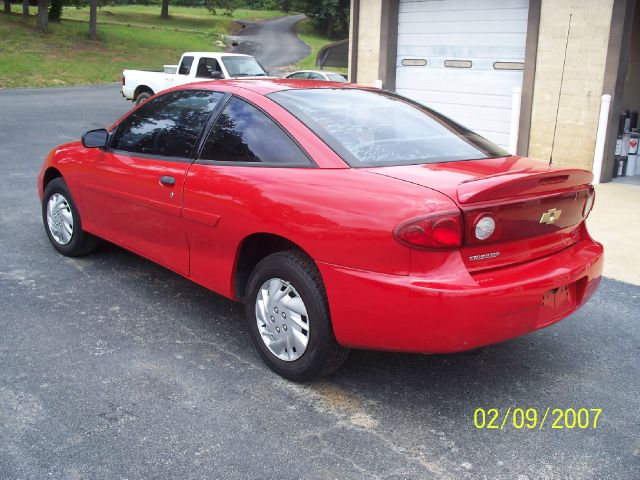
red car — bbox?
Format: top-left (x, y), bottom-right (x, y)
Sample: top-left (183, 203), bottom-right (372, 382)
top-left (38, 80), bottom-right (603, 380)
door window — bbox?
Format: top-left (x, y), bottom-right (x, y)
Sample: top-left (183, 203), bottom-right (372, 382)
top-left (308, 72), bottom-right (325, 80)
top-left (178, 56), bottom-right (194, 75)
top-left (289, 72), bottom-right (310, 79)
top-left (111, 90), bottom-right (224, 159)
top-left (196, 58), bottom-right (222, 79)
top-left (198, 97), bottom-right (310, 165)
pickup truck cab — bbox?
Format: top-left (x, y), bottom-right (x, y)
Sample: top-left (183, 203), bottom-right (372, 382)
top-left (121, 52), bottom-right (268, 104)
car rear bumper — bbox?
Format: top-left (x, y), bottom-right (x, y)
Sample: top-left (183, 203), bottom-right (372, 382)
top-left (318, 236), bottom-right (603, 353)
top-left (121, 85), bottom-right (135, 100)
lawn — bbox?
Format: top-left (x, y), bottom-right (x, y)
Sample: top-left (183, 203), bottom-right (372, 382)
top-left (295, 18), bottom-right (347, 74)
top-left (0, 6), bottom-right (286, 88)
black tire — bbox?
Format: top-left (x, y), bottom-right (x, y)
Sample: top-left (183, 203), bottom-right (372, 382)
top-left (245, 250), bottom-right (349, 381)
top-left (135, 91), bottom-right (152, 105)
top-left (42, 177), bottom-right (98, 257)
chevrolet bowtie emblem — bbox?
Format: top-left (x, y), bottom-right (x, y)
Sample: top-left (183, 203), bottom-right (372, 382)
top-left (540, 208), bottom-right (562, 225)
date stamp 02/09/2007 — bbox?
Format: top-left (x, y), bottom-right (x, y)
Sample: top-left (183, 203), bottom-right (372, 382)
top-left (473, 407), bottom-right (603, 430)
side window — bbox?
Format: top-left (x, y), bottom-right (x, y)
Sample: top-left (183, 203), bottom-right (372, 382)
top-left (199, 97), bottom-right (311, 165)
top-left (290, 72), bottom-right (309, 79)
top-left (178, 56), bottom-right (194, 75)
top-left (308, 72), bottom-right (325, 80)
top-left (111, 90), bottom-right (225, 158)
top-left (196, 57), bottom-right (222, 79)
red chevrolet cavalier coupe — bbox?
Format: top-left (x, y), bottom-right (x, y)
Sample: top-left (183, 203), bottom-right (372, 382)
top-left (38, 80), bottom-right (603, 380)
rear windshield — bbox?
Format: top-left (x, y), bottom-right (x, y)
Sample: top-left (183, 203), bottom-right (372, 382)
top-left (221, 56), bottom-right (267, 77)
top-left (268, 88), bottom-right (508, 167)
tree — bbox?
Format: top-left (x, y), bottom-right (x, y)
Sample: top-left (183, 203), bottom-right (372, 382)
top-left (160, 0), bottom-right (169, 19)
top-left (279, 0), bottom-right (291, 12)
top-left (23, 0), bottom-right (29, 18)
top-left (206, 0), bottom-right (241, 17)
top-left (89, 0), bottom-right (97, 40)
top-left (48, 0), bottom-right (62, 21)
top-left (3, 0), bottom-right (10, 15)
top-left (294, 0), bottom-right (349, 40)
top-left (37, 0), bottom-right (49, 32)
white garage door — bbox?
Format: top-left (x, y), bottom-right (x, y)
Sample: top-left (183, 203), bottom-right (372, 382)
top-left (396, 0), bottom-right (529, 149)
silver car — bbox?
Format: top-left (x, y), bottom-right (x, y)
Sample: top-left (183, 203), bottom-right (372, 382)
top-left (284, 70), bottom-right (348, 82)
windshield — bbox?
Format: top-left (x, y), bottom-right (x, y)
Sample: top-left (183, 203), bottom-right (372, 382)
top-left (221, 56), bottom-right (267, 77)
top-left (268, 89), bottom-right (508, 167)
top-left (326, 73), bottom-right (347, 82)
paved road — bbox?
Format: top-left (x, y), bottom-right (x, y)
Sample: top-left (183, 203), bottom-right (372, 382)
top-left (227, 14), bottom-right (311, 74)
top-left (0, 85), bottom-right (639, 479)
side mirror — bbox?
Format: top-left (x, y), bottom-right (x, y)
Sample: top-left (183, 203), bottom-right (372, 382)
top-left (82, 128), bottom-right (109, 149)
top-left (211, 71), bottom-right (223, 79)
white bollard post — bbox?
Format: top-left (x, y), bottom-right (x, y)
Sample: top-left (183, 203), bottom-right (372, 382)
top-left (592, 94), bottom-right (611, 185)
top-left (508, 87), bottom-right (521, 155)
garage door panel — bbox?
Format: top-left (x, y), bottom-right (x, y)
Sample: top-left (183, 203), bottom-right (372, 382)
top-left (397, 33), bottom-right (526, 49)
top-left (413, 101), bottom-right (512, 130)
top-left (396, 69), bottom-right (523, 97)
top-left (398, 19), bottom-right (527, 35)
top-left (398, 8), bottom-right (528, 23)
top-left (397, 88), bottom-right (514, 110)
top-left (399, 0), bottom-right (528, 13)
top-left (396, 0), bottom-right (528, 149)
top-left (397, 47), bottom-right (526, 62)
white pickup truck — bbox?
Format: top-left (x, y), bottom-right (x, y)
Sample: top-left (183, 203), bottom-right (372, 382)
top-left (121, 52), bottom-right (268, 105)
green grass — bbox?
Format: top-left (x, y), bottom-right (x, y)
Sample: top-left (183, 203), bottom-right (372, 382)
top-left (0, 6), bottom-right (286, 88)
top-left (294, 18), bottom-right (347, 74)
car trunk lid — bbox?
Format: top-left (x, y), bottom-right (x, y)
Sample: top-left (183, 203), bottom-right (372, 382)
top-left (366, 156), bottom-right (594, 271)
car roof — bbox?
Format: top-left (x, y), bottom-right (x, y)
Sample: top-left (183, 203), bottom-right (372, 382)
top-left (183, 78), bottom-right (362, 95)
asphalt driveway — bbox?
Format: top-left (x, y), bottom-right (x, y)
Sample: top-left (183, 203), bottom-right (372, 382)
top-left (227, 14), bottom-right (310, 73)
top-left (0, 85), bottom-right (639, 479)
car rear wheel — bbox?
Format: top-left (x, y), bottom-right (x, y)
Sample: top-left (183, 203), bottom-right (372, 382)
top-left (245, 250), bottom-right (349, 381)
top-left (135, 91), bottom-right (152, 105)
top-left (42, 178), bottom-right (98, 257)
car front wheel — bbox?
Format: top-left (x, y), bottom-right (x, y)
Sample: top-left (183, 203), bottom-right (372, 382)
top-left (245, 250), bottom-right (349, 381)
top-left (42, 177), bottom-right (98, 257)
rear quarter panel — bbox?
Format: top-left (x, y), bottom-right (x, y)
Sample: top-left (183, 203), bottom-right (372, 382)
top-left (183, 166), bottom-right (459, 299)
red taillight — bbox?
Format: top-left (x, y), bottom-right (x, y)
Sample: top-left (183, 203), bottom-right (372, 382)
top-left (121, 75), bottom-right (126, 86)
top-left (394, 212), bottom-right (463, 249)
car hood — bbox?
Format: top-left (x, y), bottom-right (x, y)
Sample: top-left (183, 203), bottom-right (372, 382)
top-left (364, 156), bottom-right (593, 205)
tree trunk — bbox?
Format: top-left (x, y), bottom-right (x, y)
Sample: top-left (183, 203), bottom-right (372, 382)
top-left (4, 0), bottom-right (10, 15)
top-left (325, 14), bottom-right (334, 39)
top-left (89, 0), bottom-right (97, 40)
top-left (160, 0), bottom-right (169, 19)
top-left (22, 0), bottom-right (29, 17)
top-left (36, 0), bottom-right (48, 32)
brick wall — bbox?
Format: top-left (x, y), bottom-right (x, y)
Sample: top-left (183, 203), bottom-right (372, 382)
top-left (528, 0), bottom-right (614, 169)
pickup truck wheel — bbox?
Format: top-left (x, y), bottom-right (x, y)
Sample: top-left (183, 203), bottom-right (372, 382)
top-left (42, 178), bottom-right (98, 257)
top-left (245, 250), bottom-right (349, 381)
top-left (135, 91), bottom-right (152, 105)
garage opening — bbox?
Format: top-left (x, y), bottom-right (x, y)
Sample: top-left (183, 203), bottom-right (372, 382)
top-left (612, 2), bottom-right (640, 185)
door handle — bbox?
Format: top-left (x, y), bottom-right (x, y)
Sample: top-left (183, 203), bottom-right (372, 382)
top-left (160, 175), bottom-right (176, 186)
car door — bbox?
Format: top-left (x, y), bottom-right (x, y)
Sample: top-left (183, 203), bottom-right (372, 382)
top-left (167, 55), bottom-right (194, 89)
top-left (182, 96), bottom-right (314, 296)
top-left (78, 89), bottom-right (225, 275)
